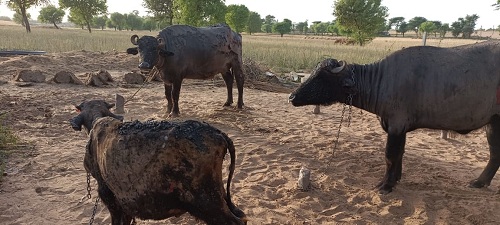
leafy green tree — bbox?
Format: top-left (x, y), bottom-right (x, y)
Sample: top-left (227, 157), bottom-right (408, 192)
top-left (494, 0), bottom-right (500, 10)
top-left (396, 21), bottom-right (409, 37)
top-left (419, 21), bottom-right (437, 36)
top-left (387, 16), bottom-right (404, 34)
top-left (438, 23), bottom-right (449, 38)
top-left (407, 16), bottom-right (427, 36)
top-left (264, 15), bottom-right (276, 25)
top-left (334, 0), bottom-right (388, 46)
top-left (142, 16), bottom-right (156, 31)
top-left (12, 10), bottom-right (30, 27)
top-left (450, 21), bottom-right (462, 37)
top-left (461, 14), bottom-right (479, 38)
top-left (430, 21), bottom-right (441, 37)
top-left (261, 14), bottom-right (276, 33)
top-left (143, 0), bottom-right (175, 25)
top-left (109, 12), bottom-right (126, 30)
top-left (450, 14), bottom-right (479, 38)
top-left (176, 0), bottom-right (226, 26)
top-left (92, 15), bottom-right (107, 30)
top-left (6, 0), bottom-right (49, 32)
top-left (295, 21), bottom-right (307, 34)
top-left (272, 19), bottom-right (292, 37)
top-left (246, 11), bottom-right (262, 34)
top-left (105, 18), bottom-right (115, 30)
top-left (125, 12), bottom-right (143, 31)
top-left (38, 5), bottom-right (65, 29)
top-left (59, 0), bottom-right (107, 33)
top-left (68, 9), bottom-right (85, 29)
top-left (312, 22), bottom-right (329, 35)
top-left (225, 4), bottom-right (249, 33)
top-left (328, 22), bottom-right (340, 36)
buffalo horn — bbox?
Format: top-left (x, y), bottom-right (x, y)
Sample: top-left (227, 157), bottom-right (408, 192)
top-left (130, 35), bottom-right (139, 45)
top-left (330, 60), bottom-right (346, 74)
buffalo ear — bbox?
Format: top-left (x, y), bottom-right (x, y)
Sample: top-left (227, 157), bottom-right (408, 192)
top-left (126, 48), bottom-right (138, 55)
top-left (75, 104), bottom-right (82, 112)
top-left (159, 49), bottom-right (174, 57)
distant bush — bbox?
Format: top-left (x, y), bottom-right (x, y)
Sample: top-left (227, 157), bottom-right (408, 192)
top-left (0, 16), bottom-right (11, 21)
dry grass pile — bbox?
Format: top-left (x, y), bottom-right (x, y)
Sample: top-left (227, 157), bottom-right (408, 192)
top-left (242, 57), bottom-right (298, 93)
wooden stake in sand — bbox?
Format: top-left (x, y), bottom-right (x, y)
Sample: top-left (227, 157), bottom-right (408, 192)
top-left (115, 94), bottom-right (125, 114)
top-left (313, 105), bottom-right (320, 114)
top-left (298, 167), bottom-right (311, 191)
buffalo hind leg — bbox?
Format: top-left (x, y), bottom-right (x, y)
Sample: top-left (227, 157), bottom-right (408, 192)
top-left (186, 184), bottom-right (244, 225)
top-left (233, 63), bottom-right (244, 109)
top-left (376, 132), bottom-right (406, 194)
top-left (97, 184), bottom-right (133, 225)
top-left (164, 83), bottom-right (173, 115)
top-left (222, 70), bottom-right (234, 107)
top-left (470, 115), bottom-right (500, 188)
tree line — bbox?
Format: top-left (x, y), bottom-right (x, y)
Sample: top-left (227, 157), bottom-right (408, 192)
top-left (1, 0), bottom-right (496, 46)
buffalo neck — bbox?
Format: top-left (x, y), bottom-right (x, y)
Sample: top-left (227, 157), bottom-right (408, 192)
top-left (350, 62), bottom-right (384, 115)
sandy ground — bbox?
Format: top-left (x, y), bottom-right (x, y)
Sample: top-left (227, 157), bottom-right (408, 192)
top-left (1, 51), bottom-right (500, 225)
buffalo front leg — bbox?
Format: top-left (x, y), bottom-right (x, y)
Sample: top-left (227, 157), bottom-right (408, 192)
top-left (470, 115), bottom-right (500, 188)
top-left (168, 80), bottom-right (182, 117)
top-left (164, 83), bottom-right (173, 115)
top-left (222, 71), bottom-right (234, 107)
top-left (376, 132), bottom-right (406, 194)
top-left (97, 184), bottom-right (133, 225)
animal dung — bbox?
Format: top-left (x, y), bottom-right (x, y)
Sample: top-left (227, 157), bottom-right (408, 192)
top-left (298, 166), bottom-right (311, 191)
top-left (13, 69), bottom-right (46, 83)
top-left (52, 71), bottom-right (84, 85)
top-left (85, 69), bottom-right (114, 87)
top-left (123, 72), bottom-right (146, 84)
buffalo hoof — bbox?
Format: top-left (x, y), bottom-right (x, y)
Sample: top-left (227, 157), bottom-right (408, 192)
top-left (375, 181), bottom-right (394, 194)
top-left (168, 112), bottom-right (180, 118)
top-left (223, 102), bottom-right (232, 107)
top-left (468, 179), bottom-right (487, 188)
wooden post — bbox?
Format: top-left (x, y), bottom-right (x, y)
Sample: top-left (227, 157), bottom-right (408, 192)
top-left (313, 105), bottom-right (320, 114)
top-left (115, 94), bottom-right (125, 114)
top-left (422, 32), bottom-right (427, 46)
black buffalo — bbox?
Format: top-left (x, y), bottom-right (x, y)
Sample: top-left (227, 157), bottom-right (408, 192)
top-left (289, 41), bottom-right (500, 194)
top-left (126, 24), bottom-right (244, 117)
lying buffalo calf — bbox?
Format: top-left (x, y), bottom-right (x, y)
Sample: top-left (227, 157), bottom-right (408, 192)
top-left (70, 100), bottom-right (247, 225)
top-left (289, 41), bottom-right (500, 194)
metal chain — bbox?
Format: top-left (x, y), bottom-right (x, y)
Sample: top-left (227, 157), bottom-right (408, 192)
top-left (331, 66), bottom-right (356, 156)
top-left (88, 196), bottom-right (100, 225)
top-left (85, 172), bottom-right (100, 225)
top-left (332, 94), bottom-right (354, 156)
top-left (86, 172), bottom-right (92, 199)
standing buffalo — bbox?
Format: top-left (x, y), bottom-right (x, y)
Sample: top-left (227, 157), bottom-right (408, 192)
top-left (289, 41), bottom-right (500, 194)
top-left (126, 24), bottom-right (244, 117)
top-left (69, 100), bottom-right (247, 224)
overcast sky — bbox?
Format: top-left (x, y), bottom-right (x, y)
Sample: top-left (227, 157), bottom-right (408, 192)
top-left (0, 0), bottom-right (499, 29)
